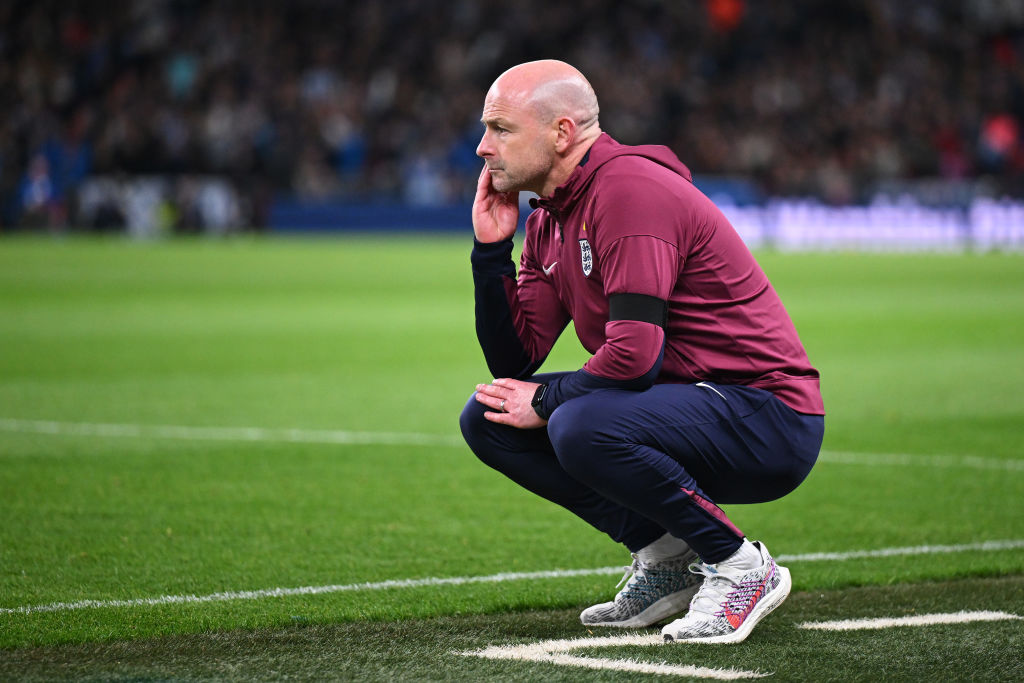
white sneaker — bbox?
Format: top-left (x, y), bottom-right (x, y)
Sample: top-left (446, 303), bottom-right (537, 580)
top-left (580, 550), bottom-right (700, 628)
top-left (661, 541), bottom-right (791, 644)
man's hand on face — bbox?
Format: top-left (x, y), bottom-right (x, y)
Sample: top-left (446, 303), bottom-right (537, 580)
top-left (474, 378), bottom-right (547, 429)
top-left (472, 165), bottom-right (520, 244)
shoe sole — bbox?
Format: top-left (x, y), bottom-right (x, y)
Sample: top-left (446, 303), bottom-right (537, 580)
top-left (580, 585), bottom-right (699, 628)
top-left (662, 565), bottom-right (792, 644)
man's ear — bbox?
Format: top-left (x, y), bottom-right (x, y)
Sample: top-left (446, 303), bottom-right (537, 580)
top-left (553, 116), bottom-right (576, 154)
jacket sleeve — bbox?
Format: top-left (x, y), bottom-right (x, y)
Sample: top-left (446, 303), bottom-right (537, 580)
top-left (471, 237), bottom-right (569, 380)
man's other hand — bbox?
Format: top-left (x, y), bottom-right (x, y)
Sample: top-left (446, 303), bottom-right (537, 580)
top-left (474, 378), bottom-right (547, 429)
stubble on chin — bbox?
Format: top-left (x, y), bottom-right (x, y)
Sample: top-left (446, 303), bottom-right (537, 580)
top-left (488, 169), bottom-right (516, 193)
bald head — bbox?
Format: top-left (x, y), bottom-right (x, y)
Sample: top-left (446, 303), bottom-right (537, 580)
top-left (489, 60), bottom-right (600, 133)
top-left (477, 60), bottom-right (602, 196)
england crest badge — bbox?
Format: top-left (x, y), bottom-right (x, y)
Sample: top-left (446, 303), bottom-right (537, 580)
top-left (579, 238), bottom-right (593, 277)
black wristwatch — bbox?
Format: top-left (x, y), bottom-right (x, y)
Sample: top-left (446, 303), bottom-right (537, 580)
top-left (531, 383), bottom-right (548, 416)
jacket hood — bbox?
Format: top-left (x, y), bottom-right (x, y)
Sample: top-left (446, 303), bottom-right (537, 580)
top-left (530, 132), bottom-right (693, 221)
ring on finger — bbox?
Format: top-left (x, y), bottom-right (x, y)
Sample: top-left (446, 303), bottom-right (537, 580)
top-left (500, 399), bottom-right (506, 412)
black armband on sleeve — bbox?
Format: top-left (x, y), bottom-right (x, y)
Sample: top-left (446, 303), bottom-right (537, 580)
top-left (608, 293), bottom-right (668, 328)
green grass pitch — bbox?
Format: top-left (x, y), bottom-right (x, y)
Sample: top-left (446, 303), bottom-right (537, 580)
top-left (0, 236), bottom-right (1022, 680)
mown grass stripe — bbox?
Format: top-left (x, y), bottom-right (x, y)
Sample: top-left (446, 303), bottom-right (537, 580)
top-left (4, 539), bottom-right (1022, 617)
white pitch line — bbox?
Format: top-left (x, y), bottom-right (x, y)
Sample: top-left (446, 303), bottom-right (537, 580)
top-left (3, 539), bottom-right (1022, 617)
top-left (461, 634), bottom-right (766, 680)
top-left (774, 539), bottom-right (1024, 563)
top-left (0, 418), bottom-right (464, 448)
top-left (0, 567), bottom-right (620, 616)
top-left (461, 612), bottom-right (1024, 677)
top-left (819, 450), bottom-right (1024, 473)
top-left (798, 610), bottom-right (1023, 631)
top-left (2, 418), bottom-right (1022, 472)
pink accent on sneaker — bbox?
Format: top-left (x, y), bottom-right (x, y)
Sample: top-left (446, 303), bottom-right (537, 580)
top-left (723, 562), bottom-right (775, 628)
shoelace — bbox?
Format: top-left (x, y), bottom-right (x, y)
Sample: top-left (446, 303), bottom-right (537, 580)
top-left (686, 562), bottom-right (739, 616)
top-left (615, 553), bottom-right (648, 590)
top-left (687, 561), bottom-right (773, 619)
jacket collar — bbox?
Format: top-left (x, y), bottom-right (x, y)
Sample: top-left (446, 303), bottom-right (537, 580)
top-left (529, 133), bottom-right (607, 222)
top-left (528, 133), bottom-right (692, 223)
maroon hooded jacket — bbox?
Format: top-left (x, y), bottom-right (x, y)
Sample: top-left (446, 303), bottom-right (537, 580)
top-left (471, 133), bottom-right (824, 418)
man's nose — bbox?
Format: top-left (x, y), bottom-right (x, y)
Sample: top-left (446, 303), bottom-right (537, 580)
top-left (476, 131), bottom-right (493, 158)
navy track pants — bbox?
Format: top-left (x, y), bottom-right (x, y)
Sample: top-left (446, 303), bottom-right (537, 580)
top-left (459, 374), bottom-right (824, 564)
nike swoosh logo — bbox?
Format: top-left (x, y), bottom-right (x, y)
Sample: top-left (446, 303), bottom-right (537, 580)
top-left (725, 573), bottom-right (770, 629)
top-left (542, 262), bottom-right (558, 275)
top-left (695, 382), bottom-right (727, 401)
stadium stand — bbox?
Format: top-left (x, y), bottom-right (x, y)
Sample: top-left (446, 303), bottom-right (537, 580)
top-left (1, 0), bottom-right (1022, 239)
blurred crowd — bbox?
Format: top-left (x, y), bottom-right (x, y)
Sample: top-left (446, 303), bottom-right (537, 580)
top-left (2, 0), bottom-right (1023, 230)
